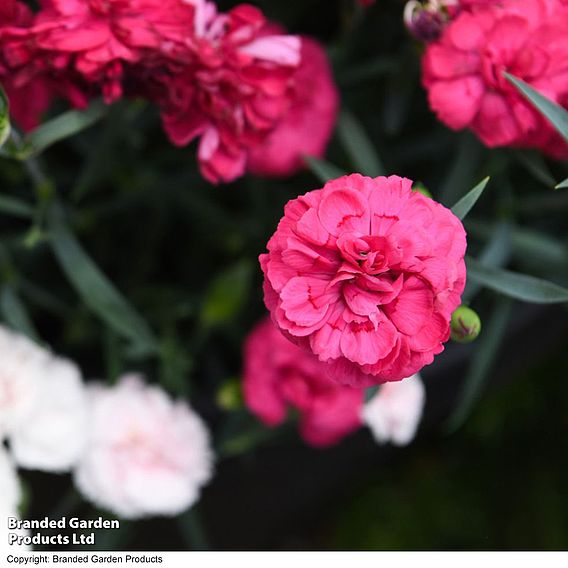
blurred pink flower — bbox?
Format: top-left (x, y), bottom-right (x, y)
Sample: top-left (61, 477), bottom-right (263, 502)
top-left (0, 0), bottom-right (55, 130)
top-left (243, 317), bottom-right (362, 448)
top-left (12, 0), bottom-right (201, 104)
top-left (74, 374), bottom-right (213, 519)
top-left (361, 374), bottom-right (425, 445)
top-left (247, 37), bottom-right (339, 178)
top-left (260, 174), bottom-right (466, 388)
top-left (159, 4), bottom-right (301, 183)
top-left (422, 0), bottom-right (568, 158)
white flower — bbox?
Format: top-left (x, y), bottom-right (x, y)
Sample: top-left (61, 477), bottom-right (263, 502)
top-left (361, 374), bottom-right (426, 446)
top-left (10, 357), bottom-right (88, 473)
top-left (0, 325), bottom-right (88, 473)
top-left (0, 326), bottom-right (47, 437)
top-left (74, 374), bottom-right (214, 520)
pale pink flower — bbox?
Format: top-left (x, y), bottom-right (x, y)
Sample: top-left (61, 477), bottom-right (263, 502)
top-left (260, 174), bottom-right (467, 388)
top-left (10, 358), bottom-right (88, 473)
top-left (0, 325), bottom-right (88, 473)
top-left (74, 374), bottom-right (214, 519)
top-left (0, 326), bottom-right (47, 437)
top-left (361, 374), bottom-right (425, 445)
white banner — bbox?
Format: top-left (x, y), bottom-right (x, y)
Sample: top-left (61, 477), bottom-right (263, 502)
top-left (2, 551), bottom-right (568, 568)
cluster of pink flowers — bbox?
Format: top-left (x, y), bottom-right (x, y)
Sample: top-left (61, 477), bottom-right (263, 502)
top-left (421, 0), bottom-right (568, 158)
top-left (260, 174), bottom-right (467, 389)
top-left (0, 0), bottom-right (339, 182)
top-left (243, 317), bottom-right (426, 448)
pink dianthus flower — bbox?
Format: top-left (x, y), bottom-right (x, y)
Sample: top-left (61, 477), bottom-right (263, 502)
top-left (247, 37), bottom-right (339, 178)
top-left (243, 317), bottom-right (362, 448)
top-left (158, 3), bottom-right (301, 183)
top-left (260, 174), bottom-right (467, 388)
top-left (422, 0), bottom-right (568, 158)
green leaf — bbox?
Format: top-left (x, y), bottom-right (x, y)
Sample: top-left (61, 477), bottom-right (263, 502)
top-left (504, 73), bottom-right (568, 143)
top-left (467, 256), bottom-right (568, 304)
top-left (0, 195), bottom-right (34, 218)
top-left (467, 219), bottom-right (568, 268)
top-left (446, 297), bottom-right (513, 433)
top-left (514, 150), bottom-right (557, 188)
top-left (178, 508), bottom-right (210, 551)
top-left (337, 110), bottom-right (384, 177)
top-left (200, 259), bottom-right (253, 327)
top-left (304, 155), bottom-right (346, 184)
top-left (462, 221), bottom-right (512, 303)
top-left (0, 84), bottom-right (10, 148)
top-left (47, 204), bottom-right (157, 353)
top-left (25, 101), bottom-right (107, 157)
top-left (451, 177), bottom-right (490, 220)
top-left (555, 177), bottom-right (568, 189)
top-left (0, 285), bottom-right (40, 342)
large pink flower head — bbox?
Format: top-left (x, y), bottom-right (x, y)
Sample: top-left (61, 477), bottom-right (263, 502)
top-left (422, 0), bottom-right (568, 158)
top-left (159, 4), bottom-right (301, 183)
top-left (247, 37), bottom-right (339, 178)
top-left (243, 317), bottom-right (362, 448)
top-left (260, 174), bottom-right (467, 388)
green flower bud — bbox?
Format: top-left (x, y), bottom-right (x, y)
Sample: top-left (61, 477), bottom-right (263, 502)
top-left (216, 378), bottom-right (243, 411)
top-left (412, 182), bottom-right (432, 199)
top-left (450, 306), bottom-right (481, 343)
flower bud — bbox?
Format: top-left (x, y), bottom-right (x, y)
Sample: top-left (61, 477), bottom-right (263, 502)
top-left (450, 306), bottom-right (481, 343)
top-left (216, 378), bottom-right (243, 411)
top-left (404, 0), bottom-right (457, 42)
top-left (412, 182), bottom-right (432, 199)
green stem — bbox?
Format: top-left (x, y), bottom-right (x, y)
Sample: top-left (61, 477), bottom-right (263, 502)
top-left (178, 507), bottom-right (210, 551)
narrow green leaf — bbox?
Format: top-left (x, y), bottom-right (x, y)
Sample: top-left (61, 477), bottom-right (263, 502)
top-left (451, 177), bottom-right (490, 220)
top-left (514, 150), bottom-right (556, 188)
top-left (303, 155), bottom-right (346, 184)
top-left (0, 84), bottom-right (10, 148)
top-left (446, 297), bottom-right (512, 433)
top-left (467, 256), bottom-right (568, 303)
top-left (467, 219), bottom-right (568, 268)
top-left (462, 221), bottom-right (512, 303)
top-left (337, 110), bottom-right (384, 177)
top-left (200, 260), bottom-right (253, 327)
top-left (47, 204), bottom-right (157, 353)
top-left (25, 101), bottom-right (107, 157)
top-left (178, 508), bottom-right (210, 551)
top-left (504, 73), bottom-right (568, 142)
top-left (0, 285), bottom-right (40, 342)
top-left (0, 195), bottom-right (34, 218)
top-left (555, 177), bottom-right (568, 189)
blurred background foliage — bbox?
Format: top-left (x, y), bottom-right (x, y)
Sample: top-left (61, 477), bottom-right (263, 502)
top-left (1, 0), bottom-right (568, 551)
